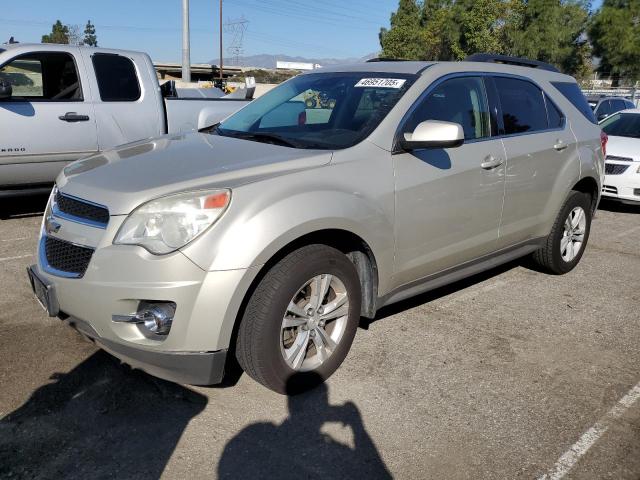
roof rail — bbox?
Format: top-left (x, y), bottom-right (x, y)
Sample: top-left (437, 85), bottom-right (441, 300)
top-left (465, 53), bottom-right (560, 73)
top-left (366, 57), bottom-right (412, 63)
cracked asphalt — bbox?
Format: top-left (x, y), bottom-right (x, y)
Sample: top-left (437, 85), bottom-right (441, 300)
top-left (0, 194), bottom-right (638, 479)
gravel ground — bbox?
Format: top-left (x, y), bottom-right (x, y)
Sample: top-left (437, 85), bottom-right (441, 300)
top-left (0, 194), bottom-right (638, 479)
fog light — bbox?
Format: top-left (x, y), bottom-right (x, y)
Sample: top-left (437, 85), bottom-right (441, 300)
top-left (140, 303), bottom-right (175, 335)
top-left (112, 301), bottom-right (176, 336)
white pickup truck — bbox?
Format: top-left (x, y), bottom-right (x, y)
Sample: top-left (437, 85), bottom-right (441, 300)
top-left (0, 43), bottom-right (252, 196)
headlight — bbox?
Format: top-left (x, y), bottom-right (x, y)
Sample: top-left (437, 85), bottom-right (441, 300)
top-left (114, 189), bottom-right (231, 254)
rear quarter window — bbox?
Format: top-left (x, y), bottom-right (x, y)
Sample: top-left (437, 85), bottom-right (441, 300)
top-left (551, 82), bottom-right (597, 124)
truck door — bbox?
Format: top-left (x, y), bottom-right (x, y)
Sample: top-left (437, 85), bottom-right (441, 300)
top-left (0, 49), bottom-right (98, 186)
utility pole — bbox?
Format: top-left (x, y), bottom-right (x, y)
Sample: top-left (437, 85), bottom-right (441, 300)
top-left (182, 0), bottom-right (191, 83)
top-left (219, 0), bottom-right (224, 85)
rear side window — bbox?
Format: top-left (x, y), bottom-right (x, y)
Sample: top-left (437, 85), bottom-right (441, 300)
top-left (612, 99), bottom-right (627, 112)
top-left (92, 53), bottom-right (140, 102)
top-left (494, 77), bottom-right (548, 134)
top-left (551, 82), bottom-right (597, 124)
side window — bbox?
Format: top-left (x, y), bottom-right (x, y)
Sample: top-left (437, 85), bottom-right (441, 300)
top-left (92, 54), bottom-right (141, 102)
top-left (545, 94), bottom-right (565, 129)
top-left (612, 99), bottom-right (626, 112)
top-left (405, 76), bottom-right (491, 140)
top-left (0, 52), bottom-right (82, 101)
top-left (626, 100), bottom-right (635, 109)
top-left (494, 77), bottom-right (548, 134)
top-left (597, 100), bottom-right (612, 118)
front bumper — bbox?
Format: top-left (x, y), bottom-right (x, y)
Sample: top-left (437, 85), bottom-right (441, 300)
top-left (602, 163), bottom-right (640, 205)
top-left (70, 316), bottom-right (228, 385)
top-left (32, 228), bottom-right (257, 385)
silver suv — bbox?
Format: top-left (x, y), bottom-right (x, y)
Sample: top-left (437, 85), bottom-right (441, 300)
top-left (28, 55), bottom-right (605, 393)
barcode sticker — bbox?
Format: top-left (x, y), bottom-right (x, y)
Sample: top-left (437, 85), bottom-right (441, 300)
top-left (354, 78), bottom-right (406, 88)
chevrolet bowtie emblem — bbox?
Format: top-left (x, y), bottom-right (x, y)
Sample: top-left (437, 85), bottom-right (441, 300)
top-left (45, 215), bottom-right (61, 235)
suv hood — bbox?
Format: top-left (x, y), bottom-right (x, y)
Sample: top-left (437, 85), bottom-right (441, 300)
top-left (56, 132), bottom-right (332, 215)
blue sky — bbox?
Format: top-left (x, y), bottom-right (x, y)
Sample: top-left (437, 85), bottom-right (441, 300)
top-left (1, 0), bottom-right (399, 62)
top-left (1, 0), bottom-right (604, 63)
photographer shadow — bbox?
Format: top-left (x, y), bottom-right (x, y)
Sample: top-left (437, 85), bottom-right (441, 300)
top-left (218, 372), bottom-right (391, 479)
top-left (0, 351), bottom-right (207, 479)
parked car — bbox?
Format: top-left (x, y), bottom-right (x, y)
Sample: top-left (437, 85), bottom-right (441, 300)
top-left (27, 54), bottom-right (604, 394)
top-left (600, 109), bottom-right (640, 205)
top-left (0, 43), bottom-right (251, 197)
top-left (587, 95), bottom-right (636, 122)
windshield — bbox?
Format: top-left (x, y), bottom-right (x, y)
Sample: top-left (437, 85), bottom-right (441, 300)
top-left (216, 72), bottom-right (416, 149)
top-left (601, 113), bottom-right (640, 139)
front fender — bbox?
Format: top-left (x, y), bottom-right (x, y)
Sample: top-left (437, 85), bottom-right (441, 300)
top-left (180, 174), bottom-right (395, 295)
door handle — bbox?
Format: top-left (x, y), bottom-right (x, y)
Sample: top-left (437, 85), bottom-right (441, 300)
top-left (553, 140), bottom-right (568, 151)
top-left (481, 155), bottom-right (504, 170)
top-left (58, 112), bottom-right (90, 122)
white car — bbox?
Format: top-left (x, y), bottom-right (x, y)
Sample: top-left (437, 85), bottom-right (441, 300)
top-left (600, 109), bottom-right (640, 206)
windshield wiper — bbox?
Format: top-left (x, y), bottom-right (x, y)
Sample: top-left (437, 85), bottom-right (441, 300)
top-left (220, 130), bottom-right (301, 148)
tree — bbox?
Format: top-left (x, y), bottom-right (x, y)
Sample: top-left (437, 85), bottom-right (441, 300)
top-left (83, 20), bottom-right (98, 47)
top-left (41, 20), bottom-right (69, 44)
top-left (67, 25), bottom-right (83, 46)
top-left (589, 0), bottom-right (640, 85)
top-left (379, 0), bottom-right (424, 59)
top-left (502, 0), bottom-right (591, 75)
top-left (380, 0), bottom-right (592, 76)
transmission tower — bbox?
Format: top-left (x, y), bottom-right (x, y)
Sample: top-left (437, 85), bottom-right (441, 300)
top-left (224, 16), bottom-right (248, 66)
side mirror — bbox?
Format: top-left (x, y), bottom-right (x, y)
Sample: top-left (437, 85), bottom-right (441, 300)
top-left (400, 120), bottom-right (464, 151)
top-left (0, 80), bottom-right (12, 100)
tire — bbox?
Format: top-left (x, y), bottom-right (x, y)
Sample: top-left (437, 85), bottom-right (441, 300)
top-left (235, 244), bottom-right (362, 394)
top-left (532, 190), bottom-right (592, 274)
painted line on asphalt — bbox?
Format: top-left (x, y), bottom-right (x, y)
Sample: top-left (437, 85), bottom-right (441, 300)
top-left (1, 236), bottom-right (31, 242)
top-left (538, 381), bottom-right (640, 480)
top-left (0, 254), bottom-right (33, 262)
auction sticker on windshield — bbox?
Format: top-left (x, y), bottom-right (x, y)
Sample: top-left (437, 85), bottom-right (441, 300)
top-left (355, 78), bottom-right (406, 88)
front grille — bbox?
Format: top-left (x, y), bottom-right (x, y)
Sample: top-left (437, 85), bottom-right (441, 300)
top-left (602, 185), bottom-right (618, 194)
top-left (605, 163), bottom-right (629, 175)
top-left (55, 191), bottom-right (109, 226)
top-left (606, 155), bottom-right (633, 162)
top-left (44, 236), bottom-right (94, 277)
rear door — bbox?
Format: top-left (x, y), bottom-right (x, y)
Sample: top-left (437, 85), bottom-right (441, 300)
top-left (0, 49), bottom-right (97, 186)
top-left (491, 76), bottom-right (577, 248)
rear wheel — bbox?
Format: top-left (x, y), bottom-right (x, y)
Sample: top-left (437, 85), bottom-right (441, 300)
top-left (235, 245), bottom-right (361, 394)
top-left (532, 190), bottom-right (592, 274)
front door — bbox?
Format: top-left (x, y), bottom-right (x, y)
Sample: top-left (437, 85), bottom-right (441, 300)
top-left (0, 49), bottom-right (97, 186)
top-left (392, 76), bottom-right (506, 287)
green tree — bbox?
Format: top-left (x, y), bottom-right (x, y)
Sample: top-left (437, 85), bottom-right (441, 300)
top-left (41, 20), bottom-right (69, 44)
top-left (83, 20), bottom-right (98, 47)
top-left (589, 0), bottom-right (640, 84)
top-left (502, 0), bottom-right (590, 75)
top-left (379, 0), bottom-right (424, 59)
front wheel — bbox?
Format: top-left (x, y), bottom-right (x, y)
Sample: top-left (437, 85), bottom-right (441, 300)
top-left (235, 245), bottom-right (361, 394)
top-left (532, 190), bottom-right (592, 274)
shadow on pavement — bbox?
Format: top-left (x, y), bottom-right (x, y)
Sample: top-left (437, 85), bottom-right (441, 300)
top-left (0, 192), bottom-right (50, 220)
top-left (218, 372), bottom-right (392, 479)
top-left (367, 259), bottom-right (519, 325)
top-left (598, 198), bottom-right (639, 214)
top-left (0, 351), bottom-right (207, 479)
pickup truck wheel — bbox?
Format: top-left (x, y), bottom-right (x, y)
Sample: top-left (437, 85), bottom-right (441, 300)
top-left (532, 190), bottom-right (592, 274)
top-left (235, 245), bottom-right (361, 394)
